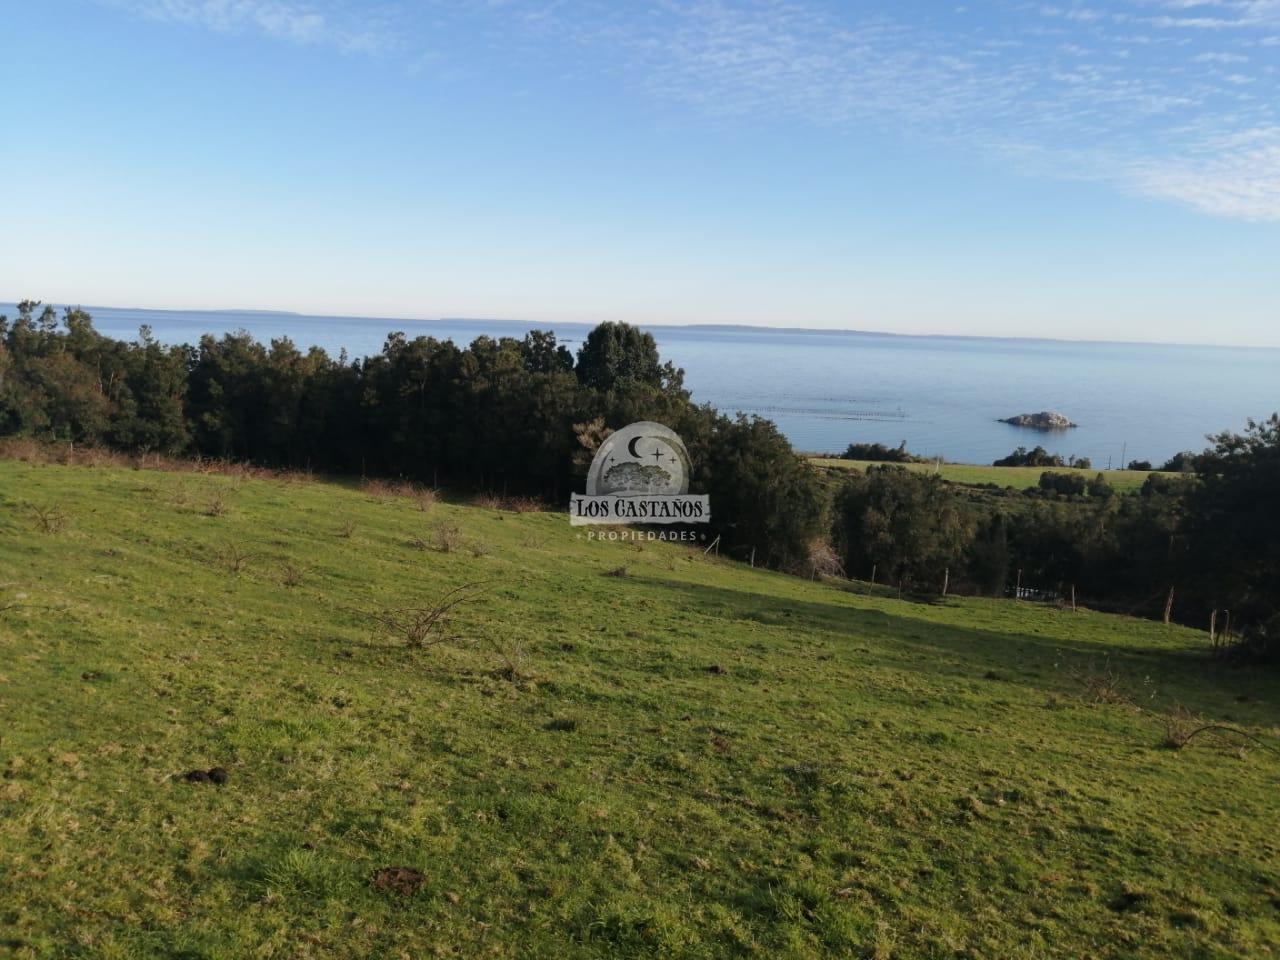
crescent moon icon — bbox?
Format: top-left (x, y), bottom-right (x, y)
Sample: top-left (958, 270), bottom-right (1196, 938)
top-left (627, 436), bottom-right (644, 459)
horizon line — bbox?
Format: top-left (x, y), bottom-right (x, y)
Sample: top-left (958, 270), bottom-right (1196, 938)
top-left (3, 298), bottom-right (1276, 353)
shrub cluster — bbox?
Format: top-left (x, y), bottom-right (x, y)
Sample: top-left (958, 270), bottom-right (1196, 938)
top-left (993, 445), bottom-right (1092, 469)
top-left (838, 441), bottom-right (927, 463)
top-left (832, 417), bottom-right (1280, 658)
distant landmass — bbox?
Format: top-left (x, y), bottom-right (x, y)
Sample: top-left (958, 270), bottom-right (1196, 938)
top-left (1000, 411), bottom-right (1078, 430)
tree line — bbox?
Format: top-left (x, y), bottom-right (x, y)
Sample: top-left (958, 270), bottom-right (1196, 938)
top-left (0, 301), bottom-right (825, 571)
top-left (831, 418), bottom-right (1280, 659)
top-left (3, 300), bottom-right (1276, 657)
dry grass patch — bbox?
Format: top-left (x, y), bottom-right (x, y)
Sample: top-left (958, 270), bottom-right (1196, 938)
top-left (361, 478), bottom-right (437, 511)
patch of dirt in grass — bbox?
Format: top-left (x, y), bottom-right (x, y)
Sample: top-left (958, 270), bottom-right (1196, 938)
top-left (371, 866), bottom-right (426, 898)
top-left (1109, 885), bottom-right (1154, 913)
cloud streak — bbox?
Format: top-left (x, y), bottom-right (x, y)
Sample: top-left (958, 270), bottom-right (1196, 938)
top-left (1133, 126), bottom-right (1280, 219)
top-left (105, 0), bottom-right (394, 53)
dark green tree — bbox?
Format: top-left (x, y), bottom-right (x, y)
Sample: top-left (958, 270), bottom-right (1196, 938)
top-left (1184, 415), bottom-right (1280, 655)
top-left (834, 466), bottom-right (975, 592)
top-left (575, 322), bottom-right (679, 393)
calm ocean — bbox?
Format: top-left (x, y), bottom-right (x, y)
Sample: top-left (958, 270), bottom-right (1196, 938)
top-left (7, 304), bottom-right (1277, 466)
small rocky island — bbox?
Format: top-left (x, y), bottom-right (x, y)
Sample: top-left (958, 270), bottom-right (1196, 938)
top-left (999, 411), bottom-right (1077, 429)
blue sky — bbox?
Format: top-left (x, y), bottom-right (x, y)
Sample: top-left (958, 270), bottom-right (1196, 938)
top-left (2, 1), bottom-right (1278, 345)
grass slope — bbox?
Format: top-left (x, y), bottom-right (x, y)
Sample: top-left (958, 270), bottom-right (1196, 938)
top-left (810, 459), bottom-right (1166, 493)
top-left (1, 458), bottom-right (1277, 959)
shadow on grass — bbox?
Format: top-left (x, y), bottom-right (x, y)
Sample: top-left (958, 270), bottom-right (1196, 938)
top-left (629, 576), bottom-right (1280, 719)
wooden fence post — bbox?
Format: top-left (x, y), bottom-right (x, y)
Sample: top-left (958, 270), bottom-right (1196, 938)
top-left (1070, 584), bottom-right (1077, 613)
top-left (1209, 609), bottom-right (1218, 650)
top-left (1015, 569), bottom-right (1023, 601)
top-left (1163, 586), bottom-right (1175, 625)
top-left (942, 567), bottom-right (949, 597)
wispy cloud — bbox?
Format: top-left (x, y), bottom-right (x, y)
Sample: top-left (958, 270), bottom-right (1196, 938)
top-left (1133, 126), bottom-right (1280, 219)
top-left (101, 0), bottom-right (1280, 220)
top-left (104, 0), bottom-right (395, 53)
top-left (529, 0), bottom-right (1280, 220)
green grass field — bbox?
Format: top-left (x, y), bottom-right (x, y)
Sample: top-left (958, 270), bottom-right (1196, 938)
top-left (1, 457), bottom-right (1277, 958)
top-left (809, 458), bottom-right (1167, 493)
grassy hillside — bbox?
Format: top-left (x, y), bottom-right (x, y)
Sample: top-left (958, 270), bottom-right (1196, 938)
top-left (810, 458), bottom-right (1166, 493)
top-left (1, 456), bottom-right (1277, 959)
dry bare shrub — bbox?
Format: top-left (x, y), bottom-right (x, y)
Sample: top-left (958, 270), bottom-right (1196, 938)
top-left (433, 519), bottom-right (463, 553)
top-left (797, 539), bottom-right (845, 580)
top-left (370, 581), bottom-right (488, 648)
top-left (473, 493), bottom-right (545, 513)
top-left (1068, 658), bottom-right (1130, 705)
top-left (363, 478), bottom-right (437, 511)
top-left (203, 490), bottom-right (231, 517)
top-left (572, 417), bottom-right (612, 474)
top-left (279, 563), bottom-right (303, 588)
top-left (361, 478), bottom-right (398, 502)
top-left (1158, 705), bottom-right (1278, 755)
top-left (478, 632), bottom-right (529, 682)
top-left (468, 540), bottom-right (491, 558)
top-left (1161, 706), bottom-right (1202, 749)
top-left (367, 583), bottom-right (529, 680)
top-left (0, 438), bottom-right (317, 486)
top-left (206, 459), bottom-right (253, 483)
top-left (604, 565), bottom-right (629, 578)
top-left (277, 467), bottom-right (314, 486)
top-left (168, 481), bottom-right (192, 508)
top-left (0, 437), bottom-right (51, 463)
top-left (408, 486), bottom-right (438, 512)
top-left (510, 497), bottom-right (545, 513)
top-left (337, 520), bottom-right (357, 539)
top-left (214, 543), bottom-right (256, 574)
top-left (28, 503), bottom-right (68, 535)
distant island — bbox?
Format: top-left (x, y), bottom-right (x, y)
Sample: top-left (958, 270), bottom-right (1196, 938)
top-left (1000, 411), bottom-right (1077, 429)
